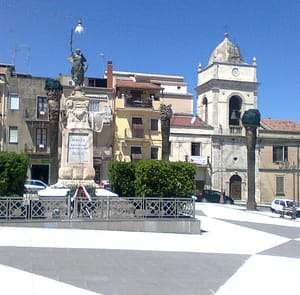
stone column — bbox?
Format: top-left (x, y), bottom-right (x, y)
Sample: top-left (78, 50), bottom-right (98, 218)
top-left (242, 109), bottom-right (261, 211)
top-left (57, 90), bottom-right (95, 187)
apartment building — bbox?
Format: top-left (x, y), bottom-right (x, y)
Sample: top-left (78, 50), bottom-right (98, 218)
top-left (1, 34), bottom-right (299, 204)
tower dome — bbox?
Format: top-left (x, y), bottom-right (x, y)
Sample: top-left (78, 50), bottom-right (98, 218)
top-left (208, 33), bottom-right (244, 65)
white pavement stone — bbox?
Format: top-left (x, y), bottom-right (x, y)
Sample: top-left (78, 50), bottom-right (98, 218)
top-left (0, 264), bottom-right (101, 295)
top-left (0, 203), bottom-right (299, 295)
top-left (197, 203), bottom-right (300, 227)
top-left (216, 255), bottom-right (300, 295)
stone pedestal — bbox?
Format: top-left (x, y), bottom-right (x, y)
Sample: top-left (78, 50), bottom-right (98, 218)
top-left (57, 90), bottom-right (96, 187)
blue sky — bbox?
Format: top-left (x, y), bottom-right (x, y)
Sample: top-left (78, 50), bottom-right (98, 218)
top-left (1, 0), bottom-right (300, 122)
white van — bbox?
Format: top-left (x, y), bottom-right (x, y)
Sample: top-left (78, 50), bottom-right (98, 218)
top-left (270, 198), bottom-right (300, 217)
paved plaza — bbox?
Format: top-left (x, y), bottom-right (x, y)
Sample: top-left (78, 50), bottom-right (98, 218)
top-left (0, 203), bottom-right (299, 294)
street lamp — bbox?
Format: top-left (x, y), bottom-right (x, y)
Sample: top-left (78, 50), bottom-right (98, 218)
top-left (74, 19), bottom-right (84, 34)
top-left (71, 19), bottom-right (84, 46)
top-left (69, 18), bottom-right (88, 90)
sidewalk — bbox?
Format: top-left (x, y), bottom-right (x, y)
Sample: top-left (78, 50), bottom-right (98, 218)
top-left (0, 203), bottom-right (299, 294)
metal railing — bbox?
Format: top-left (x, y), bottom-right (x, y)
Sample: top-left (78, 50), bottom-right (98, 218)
top-left (0, 196), bottom-right (195, 221)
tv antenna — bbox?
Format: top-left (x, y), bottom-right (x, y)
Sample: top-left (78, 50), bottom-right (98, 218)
top-left (11, 44), bottom-right (31, 72)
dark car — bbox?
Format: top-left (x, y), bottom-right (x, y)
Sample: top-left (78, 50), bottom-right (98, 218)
top-left (196, 189), bottom-right (234, 204)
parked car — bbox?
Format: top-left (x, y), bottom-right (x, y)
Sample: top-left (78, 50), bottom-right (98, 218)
top-left (195, 189), bottom-right (234, 204)
top-left (99, 180), bottom-right (110, 189)
top-left (24, 179), bottom-right (48, 193)
top-left (95, 188), bottom-right (118, 197)
top-left (38, 186), bottom-right (70, 198)
top-left (270, 198), bottom-right (300, 217)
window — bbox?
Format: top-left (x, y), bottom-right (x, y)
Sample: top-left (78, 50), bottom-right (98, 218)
top-left (36, 128), bottom-right (47, 152)
top-left (132, 117), bottom-right (143, 125)
top-left (276, 176), bottom-right (284, 196)
top-left (88, 78), bottom-right (106, 87)
top-left (131, 146), bottom-right (142, 161)
top-left (151, 147), bottom-right (159, 160)
top-left (191, 142), bottom-right (200, 156)
top-left (9, 127), bottom-right (18, 143)
top-left (202, 97), bottom-right (208, 123)
top-left (229, 95), bottom-right (242, 126)
top-left (150, 118), bottom-right (158, 131)
top-left (132, 117), bottom-right (143, 138)
top-left (89, 100), bottom-right (99, 112)
top-left (273, 146), bottom-right (288, 163)
top-left (131, 90), bottom-right (142, 100)
top-left (10, 95), bottom-right (19, 110)
top-left (103, 105), bottom-right (112, 123)
top-left (37, 96), bottom-right (49, 119)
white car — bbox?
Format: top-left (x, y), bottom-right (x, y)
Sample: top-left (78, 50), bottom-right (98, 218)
top-left (24, 179), bottom-right (48, 193)
top-left (270, 198), bottom-right (300, 217)
top-left (95, 188), bottom-right (118, 197)
top-left (38, 187), bottom-right (70, 198)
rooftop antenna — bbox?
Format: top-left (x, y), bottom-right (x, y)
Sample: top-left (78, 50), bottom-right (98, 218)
top-left (11, 44), bottom-right (31, 72)
top-left (100, 52), bottom-right (105, 77)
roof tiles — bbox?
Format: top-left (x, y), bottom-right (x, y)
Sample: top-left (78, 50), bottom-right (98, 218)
top-left (261, 118), bottom-right (300, 132)
top-left (171, 115), bottom-right (208, 128)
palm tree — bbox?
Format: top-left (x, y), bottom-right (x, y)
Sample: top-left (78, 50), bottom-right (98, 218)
top-left (160, 104), bottom-right (173, 161)
top-left (242, 109), bottom-right (261, 210)
top-left (45, 79), bottom-right (63, 185)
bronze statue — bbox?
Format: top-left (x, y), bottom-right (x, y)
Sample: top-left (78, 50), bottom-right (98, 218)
top-left (68, 48), bottom-right (88, 90)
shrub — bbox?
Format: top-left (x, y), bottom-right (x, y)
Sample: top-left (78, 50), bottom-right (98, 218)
top-left (0, 152), bottom-right (30, 196)
top-left (109, 160), bottom-right (196, 198)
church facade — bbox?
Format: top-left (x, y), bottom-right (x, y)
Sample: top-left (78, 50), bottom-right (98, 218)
top-left (192, 33), bottom-right (300, 205)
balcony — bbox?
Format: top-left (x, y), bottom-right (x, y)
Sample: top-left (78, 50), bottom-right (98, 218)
top-left (131, 153), bottom-right (142, 160)
top-left (36, 143), bottom-right (47, 153)
top-left (125, 127), bottom-right (152, 140)
top-left (229, 125), bottom-right (243, 135)
top-left (126, 97), bottom-right (153, 108)
top-left (25, 109), bottom-right (49, 123)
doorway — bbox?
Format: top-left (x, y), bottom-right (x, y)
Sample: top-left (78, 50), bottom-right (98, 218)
top-left (230, 174), bottom-right (242, 200)
top-left (31, 164), bottom-right (49, 184)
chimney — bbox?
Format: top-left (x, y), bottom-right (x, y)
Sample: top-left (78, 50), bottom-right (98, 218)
top-left (107, 61), bottom-right (113, 88)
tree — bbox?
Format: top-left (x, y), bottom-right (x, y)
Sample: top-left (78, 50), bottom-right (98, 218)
top-left (160, 104), bottom-right (173, 161)
top-left (0, 152), bottom-right (30, 196)
top-left (45, 79), bottom-right (63, 185)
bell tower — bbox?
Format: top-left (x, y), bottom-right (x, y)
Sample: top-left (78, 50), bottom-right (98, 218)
top-left (195, 33), bottom-right (258, 135)
top-left (195, 33), bottom-right (260, 202)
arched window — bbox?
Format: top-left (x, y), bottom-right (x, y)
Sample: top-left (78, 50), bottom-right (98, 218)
top-left (229, 95), bottom-right (242, 126)
top-left (202, 97), bottom-right (208, 123)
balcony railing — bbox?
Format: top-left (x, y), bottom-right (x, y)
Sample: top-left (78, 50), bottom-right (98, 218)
top-left (125, 128), bottom-right (153, 139)
top-left (126, 97), bottom-right (153, 108)
top-left (229, 125), bottom-right (243, 135)
top-left (25, 109), bottom-right (49, 122)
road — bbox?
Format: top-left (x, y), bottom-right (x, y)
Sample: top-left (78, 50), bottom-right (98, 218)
top-left (0, 203), bottom-right (299, 295)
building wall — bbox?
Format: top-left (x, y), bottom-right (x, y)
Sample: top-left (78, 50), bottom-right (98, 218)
top-left (258, 134), bottom-right (300, 204)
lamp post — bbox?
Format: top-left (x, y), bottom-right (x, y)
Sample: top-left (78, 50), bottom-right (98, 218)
top-left (70, 19), bottom-right (84, 47)
top-left (57, 18), bottom-right (94, 186)
top-left (68, 19), bottom-right (87, 91)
